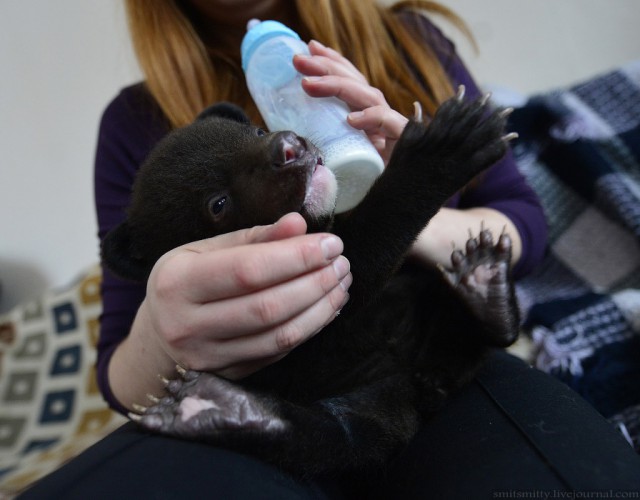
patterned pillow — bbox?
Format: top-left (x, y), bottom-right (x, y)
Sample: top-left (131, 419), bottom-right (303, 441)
top-left (0, 265), bottom-right (126, 497)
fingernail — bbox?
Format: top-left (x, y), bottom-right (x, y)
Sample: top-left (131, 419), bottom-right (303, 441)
top-left (303, 76), bottom-right (323, 83)
top-left (333, 256), bottom-right (350, 280)
top-left (339, 272), bottom-right (353, 291)
top-left (348, 111), bottom-right (364, 120)
top-left (321, 235), bottom-right (343, 260)
top-left (310, 39), bottom-right (326, 48)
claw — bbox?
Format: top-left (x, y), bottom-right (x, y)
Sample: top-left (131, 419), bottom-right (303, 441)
top-left (176, 365), bottom-right (188, 377)
top-left (456, 85), bottom-right (466, 101)
top-left (480, 92), bottom-right (492, 106)
top-left (466, 235), bottom-right (479, 253)
top-left (412, 101), bottom-right (423, 123)
top-left (497, 231), bottom-right (512, 253)
top-left (132, 403), bottom-right (148, 413)
top-left (128, 412), bottom-right (142, 422)
top-left (438, 263), bottom-right (457, 286)
top-left (479, 228), bottom-right (493, 246)
top-left (158, 374), bottom-right (170, 386)
top-left (147, 393), bottom-right (161, 404)
top-left (503, 132), bottom-right (519, 142)
top-left (499, 107), bottom-right (514, 119)
top-left (451, 249), bottom-right (465, 266)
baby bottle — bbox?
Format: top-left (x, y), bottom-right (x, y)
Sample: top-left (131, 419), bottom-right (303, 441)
top-left (241, 19), bottom-right (384, 213)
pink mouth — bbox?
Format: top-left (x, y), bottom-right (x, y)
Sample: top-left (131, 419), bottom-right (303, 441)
top-left (303, 161), bottom-right (338, 217)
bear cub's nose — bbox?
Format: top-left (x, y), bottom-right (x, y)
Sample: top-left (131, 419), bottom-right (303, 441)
top-left (271, 131), bottom-right (308, 167)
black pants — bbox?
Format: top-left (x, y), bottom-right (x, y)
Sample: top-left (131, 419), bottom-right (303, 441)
top-left (19, 351), bottom-right (640, 499)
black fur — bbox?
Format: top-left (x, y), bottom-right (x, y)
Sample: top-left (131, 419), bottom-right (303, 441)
top-left (102, 94), bottom-right (519, 479)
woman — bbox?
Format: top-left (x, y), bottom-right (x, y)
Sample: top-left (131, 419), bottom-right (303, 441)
top-left (97, 0), bottom-right (546, 417)
top-left (20, 1), bottom-right (640, 498)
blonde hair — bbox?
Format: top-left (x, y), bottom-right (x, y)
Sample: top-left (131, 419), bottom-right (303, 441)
top-left (124, 0), bottom-right (472, 129)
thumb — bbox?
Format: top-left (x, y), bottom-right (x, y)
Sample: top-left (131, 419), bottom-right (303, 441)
top-left (182, 213), bottom-right (308, 254)
top-left (251, 212), bottom-right (309, 244)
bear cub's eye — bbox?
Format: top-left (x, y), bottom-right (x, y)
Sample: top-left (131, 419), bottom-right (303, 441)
top-left (208, 195), bottom-right (228, 217)
top-left (255, 128), bottom-right (266, 137)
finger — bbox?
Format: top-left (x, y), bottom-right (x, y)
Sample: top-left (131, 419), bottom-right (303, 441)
top-left (307, 40), bottom-right (355, 65)
top-left (307, 40), bottom-right (366, 79)
top-left (201, 278), bottom-right (351, 372)
top-left (173, 233), bottom-right (346, 303)
top-left (179, 212), bottom-right (308, 255)
top-left (301, 74), bottom-right (387, 111)
top-left (366, 132), bottom-right (387, 155)
top-left (347, 105), bottom-right (409, 140)
top-left (294, 43), bottom-right (367, 83)
top-left (190, 256), bottom-right (352, 340)
top-left (295, 54), bottom-right (366, 82)
top-left (249, 212), bottom-right (309, 243)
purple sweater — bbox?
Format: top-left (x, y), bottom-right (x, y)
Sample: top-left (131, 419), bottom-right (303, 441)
top-left (94, 16), bottom-right (547, 414)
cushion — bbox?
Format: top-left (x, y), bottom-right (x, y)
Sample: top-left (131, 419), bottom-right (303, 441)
top-left (0, 265), bottom-right (126, 496)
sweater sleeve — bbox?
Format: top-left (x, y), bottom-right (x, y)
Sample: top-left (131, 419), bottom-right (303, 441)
top-left (94, 84), bottom-right (169, 413)
top-left (404, 12), bottom-right (548, 278)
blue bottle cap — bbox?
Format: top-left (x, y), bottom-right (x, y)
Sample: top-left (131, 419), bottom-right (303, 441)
top-left (241, 19), bottom-right (301, 72)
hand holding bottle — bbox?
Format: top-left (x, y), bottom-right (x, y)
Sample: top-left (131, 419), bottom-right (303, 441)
top-left (293, 40), bottom-right (411, 165)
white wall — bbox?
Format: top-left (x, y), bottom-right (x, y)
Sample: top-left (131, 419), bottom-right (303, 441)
top-left (0, 2), bottom-right (140, 312)
top-left (427, 0), bottom-right (640, 96)
top-left (0, 1), bottom-right (639, 312)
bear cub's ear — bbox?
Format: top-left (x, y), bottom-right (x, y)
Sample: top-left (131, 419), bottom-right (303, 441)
top-left (197, 102), bottom-right (250, 125)
top-left (101, 222), bottom-right (152, 283)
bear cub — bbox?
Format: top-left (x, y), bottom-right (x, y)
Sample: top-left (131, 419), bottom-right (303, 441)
top-left (102, 87), bottom-right (519, 478)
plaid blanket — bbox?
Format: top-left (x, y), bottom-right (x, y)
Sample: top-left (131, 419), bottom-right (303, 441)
top-left (508, 60), bottom-right (640, 452)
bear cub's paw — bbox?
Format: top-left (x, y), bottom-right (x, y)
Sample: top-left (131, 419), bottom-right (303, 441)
top-left (441, 228), bottom-right (519, 346)
top-left (130, 367), bottom-right (287, 439)
top-left (393, 86), bottom-right (517, 191)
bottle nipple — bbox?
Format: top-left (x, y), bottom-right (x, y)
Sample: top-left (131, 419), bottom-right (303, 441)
top-left (247, 18), bottom-right (261, 30)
